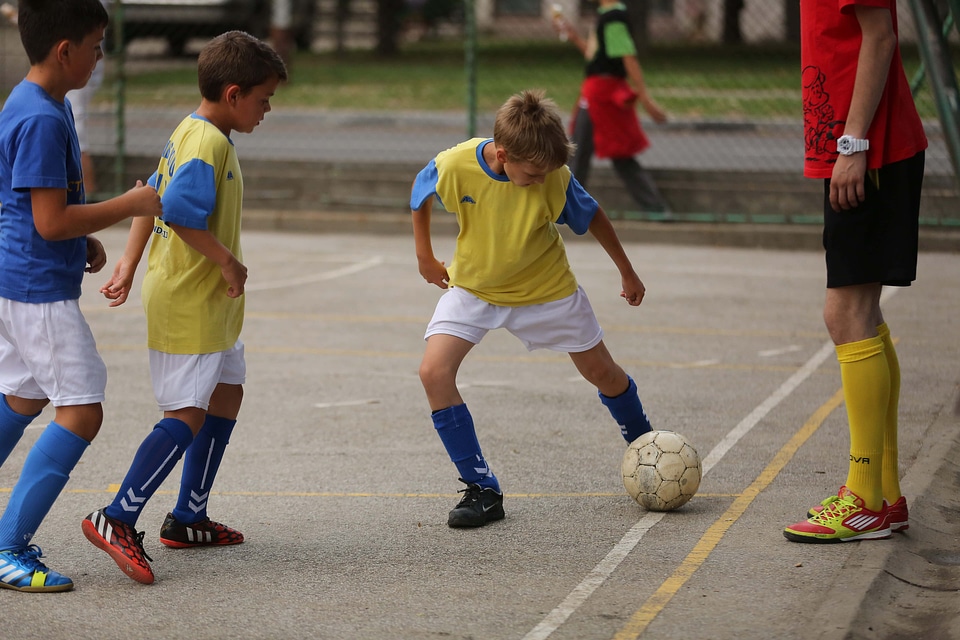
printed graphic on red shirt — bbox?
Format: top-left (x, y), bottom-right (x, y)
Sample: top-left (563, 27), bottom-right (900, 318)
top-left (802, 65), bottom-right (842, 163)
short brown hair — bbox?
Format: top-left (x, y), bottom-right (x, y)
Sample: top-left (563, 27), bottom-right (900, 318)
top-left (17, 0), bottom-right (109, 64)
top-left (197, 31), bottom-right (288, 102)
top-left (492, 90), bottom-right (575, 170)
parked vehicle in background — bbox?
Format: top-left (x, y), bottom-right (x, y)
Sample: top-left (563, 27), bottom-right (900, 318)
top-left (108, 0), bottom-right (316, 56)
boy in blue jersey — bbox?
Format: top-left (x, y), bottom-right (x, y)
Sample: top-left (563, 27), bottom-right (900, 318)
top-left (81, 31), bottom-right (287, 585)
top-left (411, 90), bottom-right (653, 528)
top-left (0, 0), bottom-right (162, 592)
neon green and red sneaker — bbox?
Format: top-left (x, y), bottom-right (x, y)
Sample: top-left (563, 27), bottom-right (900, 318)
top-left (784, 487), bottom-right (891, 543)
top-left (807, 485), bottom-right (909, 533)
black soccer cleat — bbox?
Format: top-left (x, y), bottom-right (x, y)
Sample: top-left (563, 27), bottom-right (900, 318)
top-left (447, 479), bottom-right (505, 528)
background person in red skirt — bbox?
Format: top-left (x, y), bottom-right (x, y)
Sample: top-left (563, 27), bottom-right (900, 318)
top-left (554, 0), bottom-right (671, 216)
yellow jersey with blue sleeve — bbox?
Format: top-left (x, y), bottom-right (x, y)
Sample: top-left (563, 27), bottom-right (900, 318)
top-left (143, 114), bottom-right (244, 355)
top-left (411, 138), bottom-right (599, 307)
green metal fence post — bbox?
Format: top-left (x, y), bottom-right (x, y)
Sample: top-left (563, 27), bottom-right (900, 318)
top-left (464, 0), bottom-right (477, 138)
top-left (112, 0), bottom-right (126, 197)
top-left (906, 0), bottom-right (960, 193)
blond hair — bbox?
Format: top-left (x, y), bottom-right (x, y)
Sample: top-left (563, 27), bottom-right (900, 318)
top-left (493, 90), bottom-right (575, 170)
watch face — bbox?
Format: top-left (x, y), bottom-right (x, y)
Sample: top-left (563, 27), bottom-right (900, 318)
top-left (837, 136), bottom-right (851, 154)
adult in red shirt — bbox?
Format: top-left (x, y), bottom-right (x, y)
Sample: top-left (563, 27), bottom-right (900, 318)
top-left (785, 0), bottom-right (927, 544)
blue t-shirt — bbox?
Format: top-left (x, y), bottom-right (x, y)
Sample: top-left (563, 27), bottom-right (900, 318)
top-left (0, 81), bottom-right (87, 302)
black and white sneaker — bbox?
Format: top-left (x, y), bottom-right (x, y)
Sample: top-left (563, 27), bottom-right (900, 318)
top-left (447, 479), bottom-right (505, 528)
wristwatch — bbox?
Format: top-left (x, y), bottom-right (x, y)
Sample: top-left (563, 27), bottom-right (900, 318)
top-left (836, 135), bottom-right (870, 156)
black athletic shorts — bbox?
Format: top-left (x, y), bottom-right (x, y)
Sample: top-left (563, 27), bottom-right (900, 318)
top-left (822, 150), bottom-right (925, 288)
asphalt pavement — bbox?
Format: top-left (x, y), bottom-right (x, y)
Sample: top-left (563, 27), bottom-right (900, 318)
top-left (2, 228), bottom-right (958, 639)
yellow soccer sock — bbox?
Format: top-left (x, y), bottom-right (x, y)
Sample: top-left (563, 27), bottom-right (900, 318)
top-left (837, 336), bottom-right (889, 512)
top-left (878, 323), bottom-right (902, 503)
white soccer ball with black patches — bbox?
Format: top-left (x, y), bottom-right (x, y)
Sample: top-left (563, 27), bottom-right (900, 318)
top-left (622, 430), bottom-right (702, 511)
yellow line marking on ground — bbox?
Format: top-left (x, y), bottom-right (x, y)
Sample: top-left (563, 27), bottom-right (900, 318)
top-left (612, 388), bottom-right (845, 640)
top-left (0, 487), bottom-right (737, 500)
top-left (83, 306), bottom-right (827, 341)
top-left (94, 343), bottom-right (822, 374)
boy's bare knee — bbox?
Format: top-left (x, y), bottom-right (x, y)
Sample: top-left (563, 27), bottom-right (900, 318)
top-left (419, 360), bottom-right (449, 390)
top-left (54, 403), bottom-right (104, 442)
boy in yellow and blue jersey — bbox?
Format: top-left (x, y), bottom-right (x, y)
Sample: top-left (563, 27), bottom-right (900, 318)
top-left (411, 90), bottom-right (653, 528)
top-left (81, 31), bottom-right (287, 584)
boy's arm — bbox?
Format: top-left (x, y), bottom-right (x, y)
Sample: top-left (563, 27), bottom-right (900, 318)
top-left (829, 5), bottom-right (897, 212)
top-left (588, 206), bottom-right (645, 306)
top-left (623, 55), bottom-right (667, 124)
top-left (100, 216), bottom-right (155, 307)
top-left (31, 181), bottom-right (162, 241)
top-left (411, 196), bottom-right (449, 289)
top-left (166, 223), bottom-right (247, 298)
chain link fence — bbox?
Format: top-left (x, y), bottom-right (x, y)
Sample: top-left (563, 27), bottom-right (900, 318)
top-left (1, 0), bottom-right (957, 225)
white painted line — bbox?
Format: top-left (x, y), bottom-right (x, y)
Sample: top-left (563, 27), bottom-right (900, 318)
top-left (314, 399), bottom-right (380, 409)
top-left (459, 381), bottom-right (513, 389)
top-left (246, 256), bottom-right (384, 292)
top-left (522, 287), bottom-right (899, 638)
top-left (758, 345), bottom-right (802, 358)
top-left (699, 340), bottom-right (835, 475)
top-left (523, 512), bottom-right (666, 640)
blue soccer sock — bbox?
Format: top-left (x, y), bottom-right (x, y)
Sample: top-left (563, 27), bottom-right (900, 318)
top-left (600, 376), bottom-right (653, 443)
top-left (432, 404), bottom-right (500, 492)
top-left (0, 396), bottom-right (41, 469)
top-left (0, 422), bottom-right (88, 551)
top-left (104, 418), bottom-right (194, 528)
top-left (171, 414), bottom-right (236, 524)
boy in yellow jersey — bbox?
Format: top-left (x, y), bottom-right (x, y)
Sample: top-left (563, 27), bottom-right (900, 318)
top-left (783, 0), bottom-right (926, 543)
top-left (81, 31), bottom-right (287, 583)
top-left (410, 90), bottom-right (653, 528)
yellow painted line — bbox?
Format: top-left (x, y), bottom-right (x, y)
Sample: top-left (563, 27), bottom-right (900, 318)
top-left (0, 486), bottom-right (737, 500)
top-left (81, 306), bottom-right (827, 341)
top-left (612, 387), bottom-right (845, 640)
top-left (94, 343), bottom-right (824, 374)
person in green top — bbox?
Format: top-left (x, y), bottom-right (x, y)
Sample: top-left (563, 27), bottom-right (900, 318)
top-left (554, 0), bottom-right (670, 215)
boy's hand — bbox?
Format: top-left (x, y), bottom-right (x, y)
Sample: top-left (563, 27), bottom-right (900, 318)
top-left (418, 257), bottom-right (450, 289)
top-left (552, 14), bottom-right (573, 39)
top-left (85, 235), bottom-right (106, 273)
top-left (221, 257), bottom-right (248, 298)
top-left (620, 272), bottom-right (646, 306)
top-left (641, 97), bottom-right (668, 125)
top-left (125, 180), bottom-right (164, 219)
top-left (100, 258), bottom-right (136, 307)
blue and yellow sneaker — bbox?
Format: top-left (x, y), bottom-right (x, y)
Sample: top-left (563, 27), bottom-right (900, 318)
top-left (784, 487), bottom-right (890, 543)
top-left (0, 545), bottom-right (74, 592)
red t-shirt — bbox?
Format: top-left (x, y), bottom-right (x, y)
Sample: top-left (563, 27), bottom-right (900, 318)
top-left (800, 0), bottom-right (927, 178)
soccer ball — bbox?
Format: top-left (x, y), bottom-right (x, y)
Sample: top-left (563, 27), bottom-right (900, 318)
top-left (622, 430), bottom-right (702, 511)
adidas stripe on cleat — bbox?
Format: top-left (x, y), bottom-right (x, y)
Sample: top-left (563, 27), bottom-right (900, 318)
top-left (0, 546), bottom-right (73, 593)
top-left (785, 487), bottom-right (890, 543)
top-left (82, 509), bottom-right (155, 584)
top-left (159, 513), bottom-right (244, 548)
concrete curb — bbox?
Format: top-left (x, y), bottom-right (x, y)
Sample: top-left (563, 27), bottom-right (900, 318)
top-left (816, 387), bottom-right (960, 639)
top-left (242, 208), bottom-right (960, 253)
